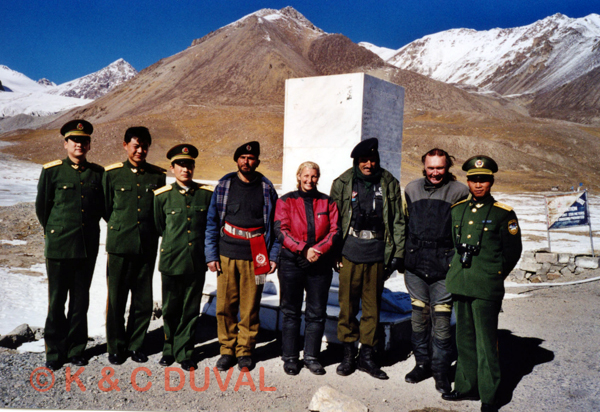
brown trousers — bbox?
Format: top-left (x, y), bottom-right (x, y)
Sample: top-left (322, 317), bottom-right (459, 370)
top-left (216, 256), bottom-right (264, 357)
top-left (337, 256), bottom-right (385, 347)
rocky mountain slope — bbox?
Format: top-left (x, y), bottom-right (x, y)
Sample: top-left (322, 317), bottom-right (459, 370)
top-left (47, 58), bottom-right (137, 99)
top-left (385, 13), bottom-right (600, 96)
top-left (0, 59), bottom-right (136, 118)
top-left (1, 7), bottom-right (599, 192)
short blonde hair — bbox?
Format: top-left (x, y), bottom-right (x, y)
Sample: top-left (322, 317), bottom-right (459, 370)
top-left (296, 161), bottom-right (320, 190)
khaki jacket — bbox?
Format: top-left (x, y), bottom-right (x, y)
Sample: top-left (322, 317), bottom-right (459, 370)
top-left (330, 167), bottom-right (405, 267)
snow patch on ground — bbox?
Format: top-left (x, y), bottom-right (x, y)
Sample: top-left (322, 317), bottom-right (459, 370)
top-left (0, 158), bottom-right (597, 344)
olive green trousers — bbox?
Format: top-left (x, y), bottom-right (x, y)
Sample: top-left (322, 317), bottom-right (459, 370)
top-left (337, 256), bottom-right (384, 347)
top-left (453, 295), bottom-right (502, 405)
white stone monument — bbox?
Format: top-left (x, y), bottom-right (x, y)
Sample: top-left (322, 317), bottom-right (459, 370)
top-left (282, 73), bottom-right (404, 194)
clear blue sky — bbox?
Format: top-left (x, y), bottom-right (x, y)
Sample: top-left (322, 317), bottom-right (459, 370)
top-left (3, 0), bottom-right (599, 84)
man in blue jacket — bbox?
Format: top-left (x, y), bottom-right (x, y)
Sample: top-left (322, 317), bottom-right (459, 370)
top-left (205, 141), bottom-right (280, 372)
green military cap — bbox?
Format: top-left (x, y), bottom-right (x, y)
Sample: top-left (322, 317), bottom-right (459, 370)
top-left (233, 141), bottom-right (260, 161)
top-left (462, 155), bottom-right (498, 176)
top-left (167, 144), bottom-right (198, 163)
top-left (60, 119), bottom-right (93, 139)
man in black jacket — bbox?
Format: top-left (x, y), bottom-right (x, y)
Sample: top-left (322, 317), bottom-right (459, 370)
top-left (403, 148), bottom-right (469, 393)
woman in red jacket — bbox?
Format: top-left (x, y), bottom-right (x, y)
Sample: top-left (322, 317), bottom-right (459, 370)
top-left (274, 161), bottom-right (341, 376)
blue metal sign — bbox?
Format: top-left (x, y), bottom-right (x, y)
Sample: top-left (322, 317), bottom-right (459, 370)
top-left (547, 191), bottom-right (589, 229)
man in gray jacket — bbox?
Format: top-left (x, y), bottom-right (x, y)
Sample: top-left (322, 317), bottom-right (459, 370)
top-left (403, 148), bottom-right (469, 393)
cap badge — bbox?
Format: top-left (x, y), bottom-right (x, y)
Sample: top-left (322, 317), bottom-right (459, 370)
top-left (475, 159), bottom-right (484, 168)
top-left (77, 123), bottom-right (84, 130)
top-left (246, 144), bottom-right (252, 151)
top-left (182, 147), bottom-right (189, 154)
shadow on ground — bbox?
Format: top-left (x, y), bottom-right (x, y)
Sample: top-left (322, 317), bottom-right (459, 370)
top-left (497, 329), bottom-right (554, 407)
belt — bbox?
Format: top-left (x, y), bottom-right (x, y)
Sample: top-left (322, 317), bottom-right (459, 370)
top-left (409, 234), bottom-right (453, 249)
top-left (224, 223), bottom-right (264, 239)
top-left (348, 227), bottom-right (384, 240)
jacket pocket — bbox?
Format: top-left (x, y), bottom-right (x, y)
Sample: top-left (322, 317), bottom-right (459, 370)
top-left (46, 225), bottom-right (63, 236)
top-left (108, 222), bottom-right (121, 231)
top-left (58, 183), bottom-right (74, 191)
top-left (116, 185), bottom-right (132, 193)
top-left (56, 183), bottom-right (74, 201)
top-left (226, 202), bottom-right (240, 215)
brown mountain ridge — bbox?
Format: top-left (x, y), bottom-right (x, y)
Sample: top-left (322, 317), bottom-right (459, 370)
top-left (1, 7), bottom-right (599, 192)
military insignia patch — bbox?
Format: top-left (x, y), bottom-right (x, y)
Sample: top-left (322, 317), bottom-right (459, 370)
top-left (475, 159), bottom-right (484, 168)
top-left (182, 147), bottom-right (189, 154)
top-left (246, 144), bottom-right (252, 151)
top-left (77, 123), bottom-right (84, 130)
top-left (508, 219), bottom-right (519, 235)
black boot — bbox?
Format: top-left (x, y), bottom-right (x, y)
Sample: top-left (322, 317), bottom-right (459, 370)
top-left (336, 343), bottom-right (357, 376)
top-left (433, 372), bottom-right (451, 394)
top-left (357, 345), bottom-right (389, 380)
top-left (405, 363), bottom-right (432, 383)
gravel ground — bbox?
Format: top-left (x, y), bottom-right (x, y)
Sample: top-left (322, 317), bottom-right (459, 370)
top-left (1, 203), bottom-right (599, 411)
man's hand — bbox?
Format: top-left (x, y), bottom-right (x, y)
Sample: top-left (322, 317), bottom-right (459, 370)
top-left (268, 261), bottom-right (277, 274)
top-left (334, 259), bottom-right (344, 272)
top-left (208, 261), bottom-right (221, 272)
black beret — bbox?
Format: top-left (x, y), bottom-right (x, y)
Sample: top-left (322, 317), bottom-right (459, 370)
top-left (125, 126), bottom-right (152, 145)
top-left (462, 155), bottom-right (499, 176)
top-left (167, 144), bottom-right (198, 162)
top-left (60, 119), bottom-right (93, 139)
top-left (233, 141), bottom-right (260, 161)
top-left (351, 138), bottom-right (379, 159)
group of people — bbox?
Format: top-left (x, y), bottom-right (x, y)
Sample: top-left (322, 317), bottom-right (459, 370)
top-left (36, 119), bottom-right (522, 412)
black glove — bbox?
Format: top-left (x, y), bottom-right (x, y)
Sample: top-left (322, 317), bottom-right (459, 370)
top-left (385, 257), bottom-right (404, 279)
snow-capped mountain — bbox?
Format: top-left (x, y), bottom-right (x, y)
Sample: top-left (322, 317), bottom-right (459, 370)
top-left (358, 42), bottom-right (397, 61)
top-left (37, 78), bottom-right (56, 87)
top-left (0, 59), bottom-right (136, 118)
top-left (378, 13), bottom-right (600, 96)
top-left (0, 65), bottom-right (92, 117)
top-left (47, 58), bottom-right (137, 99)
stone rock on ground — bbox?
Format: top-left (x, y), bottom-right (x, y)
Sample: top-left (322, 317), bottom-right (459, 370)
top-left (575, 256), bottom-right (600, 269)
top-left (308, 385), bottom-right (368, 412)
top-left (0, 324), bottom-right (35, 349)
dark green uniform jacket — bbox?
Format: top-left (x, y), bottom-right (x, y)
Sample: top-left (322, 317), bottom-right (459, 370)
top-left (330, 167), bottom-right (405, 267)
top-left (154, 182), bottom-right (213, 275)
top-left (103, 160), bottom-right (166, 254)
top-left (36, 158), bottom-right (104, 259)
top-left (446, 195), bottom-right (522, 301)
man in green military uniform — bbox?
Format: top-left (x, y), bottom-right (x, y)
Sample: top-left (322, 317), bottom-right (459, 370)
top-left (36, 119), bottom-right (105, 370)
top-left (330, 138), bottom-right (405, 380)
top-left (154, 144), bottom-right (213, 371)
top-left (103, 127), bottom-right (166, 365)
top-left (442, 156), bottom-right (522, 412)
